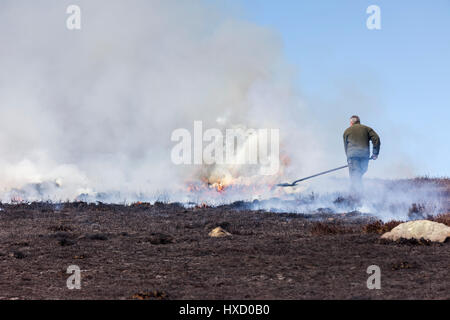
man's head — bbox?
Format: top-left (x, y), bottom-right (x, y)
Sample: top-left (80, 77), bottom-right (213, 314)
top-left (350, 115), bottom-right (360, 126)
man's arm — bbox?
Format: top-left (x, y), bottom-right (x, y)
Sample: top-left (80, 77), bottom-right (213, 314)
top-left (343, 132), bottom-right (348, 156)
top-left (368, 128), bottom-right (380, 157)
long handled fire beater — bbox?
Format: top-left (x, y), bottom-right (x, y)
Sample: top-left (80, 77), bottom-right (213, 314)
top-left (276, 158), bottom-right (373, 187)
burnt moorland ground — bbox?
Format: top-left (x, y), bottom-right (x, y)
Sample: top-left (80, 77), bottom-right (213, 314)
top-left (0, 179), bottom-right (449, 300)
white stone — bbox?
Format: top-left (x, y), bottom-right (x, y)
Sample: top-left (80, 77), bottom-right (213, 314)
top-left (208, 227), bottom-right (231, 238)
top-left (381, 220), bottom-right (450, 243)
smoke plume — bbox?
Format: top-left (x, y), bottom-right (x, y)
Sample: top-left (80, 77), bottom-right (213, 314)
top-left (0, 0), bottom-right (322, 201)
top-left (0, 1), bottom-right (445, 221)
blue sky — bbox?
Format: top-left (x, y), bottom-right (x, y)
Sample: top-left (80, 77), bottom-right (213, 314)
top-left (229, 0), bottom-right (450, 177)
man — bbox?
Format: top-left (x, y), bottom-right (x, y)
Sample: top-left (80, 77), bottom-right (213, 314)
top-left (343, 115), bottom-right (380, 192)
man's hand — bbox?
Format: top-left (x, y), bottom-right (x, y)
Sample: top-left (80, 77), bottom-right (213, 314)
top-left (371, 155), bottom-right (378, 160)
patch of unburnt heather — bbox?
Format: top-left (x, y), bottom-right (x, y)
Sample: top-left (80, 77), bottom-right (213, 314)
top-left (309, 222), bottom-right (354, 236)
top-left (407, 203), bottom-right (447, 222)
top-left (387, 177), bottom-right (449, 189)
top-left (130, 202), bottom-right (152, 210)
top-left (412, 177), bottom-right (450, 187)
top-left (363, 214), bottom-right (450, 236)
top-left (430, 213), bottom-right (450, 226)
top-left (408, 203), bottom-right (428, 220)
top-left (153, 201), bottom-right (167, 208)
top-left (362, 220), bottom-right (403, 234)
top-left (377, 237), bottom-right (437, 246)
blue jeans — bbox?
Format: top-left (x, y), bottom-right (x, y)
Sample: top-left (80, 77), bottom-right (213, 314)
top-left (347, 157), bottom-right (369, 193)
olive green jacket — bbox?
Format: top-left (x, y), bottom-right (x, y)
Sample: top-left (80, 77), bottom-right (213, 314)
top-left (343, 123), bottom-right (380, 158)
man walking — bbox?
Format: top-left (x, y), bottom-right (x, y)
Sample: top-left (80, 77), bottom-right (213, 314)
top-left (343, 115), bottom-right (380, 192)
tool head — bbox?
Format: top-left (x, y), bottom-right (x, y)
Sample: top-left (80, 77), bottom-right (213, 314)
top-left (276, 182), bottom-right (296, 187)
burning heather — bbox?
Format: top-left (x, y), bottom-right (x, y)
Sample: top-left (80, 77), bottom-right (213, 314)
top-left (3, 176), bottom-right (448, 223)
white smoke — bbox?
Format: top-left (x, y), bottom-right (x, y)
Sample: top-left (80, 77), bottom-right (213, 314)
top-left (0, 0), bottom-right (326, 202)
top-left (0, 0), bottom-right (445, 221)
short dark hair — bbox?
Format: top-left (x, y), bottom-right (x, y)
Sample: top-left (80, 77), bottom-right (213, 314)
top-left (350, 115), bottom-right (360, 124)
